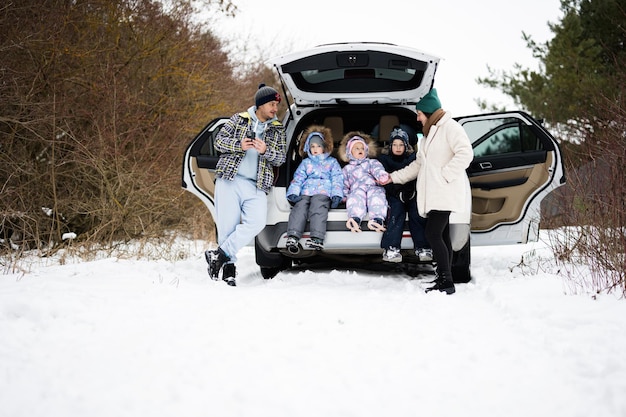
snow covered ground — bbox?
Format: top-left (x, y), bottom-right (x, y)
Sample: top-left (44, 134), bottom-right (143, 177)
top-left (2, 232), bottom-right (625, 417)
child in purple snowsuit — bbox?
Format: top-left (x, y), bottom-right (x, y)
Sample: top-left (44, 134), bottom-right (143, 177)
top-left (285, 125), bottom-right (344, 252)
top-left (338, 131), bottom-right (390, 233)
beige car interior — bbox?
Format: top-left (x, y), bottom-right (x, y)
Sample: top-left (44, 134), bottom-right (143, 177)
top-left (470, 153), bottom-right (552, 231)
top-left (191, 158), bottom-right (215, 197)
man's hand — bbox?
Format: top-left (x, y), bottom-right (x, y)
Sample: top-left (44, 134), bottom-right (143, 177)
top-left (242, 138), bottom-right (267, 154)
top-left (252, 138), bottom-right (267, 154)
top-left (242, 137), bottom-right (255, 151)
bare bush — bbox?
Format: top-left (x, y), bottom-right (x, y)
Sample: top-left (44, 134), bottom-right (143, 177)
top-left (0, 0), bottom-right (266, 258)
top-left (546, 73), bottom-right (626, 297)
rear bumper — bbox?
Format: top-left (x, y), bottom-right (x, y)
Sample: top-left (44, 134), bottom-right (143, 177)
top-left (257, 220), bottom-right (470, 256)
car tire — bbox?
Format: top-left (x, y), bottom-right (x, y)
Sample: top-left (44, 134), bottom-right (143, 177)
top-left (260, 266), bottom-right (281, 280)
top-left (451, 239), bottom-right (471, 283)
top-left (255, 237), bottom-right (292, 279)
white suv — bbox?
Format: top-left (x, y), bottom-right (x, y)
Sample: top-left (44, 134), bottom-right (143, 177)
top-left (182, 42), bottom-right (565, 282)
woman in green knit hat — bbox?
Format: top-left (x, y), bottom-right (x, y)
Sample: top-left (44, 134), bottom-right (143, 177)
top-left (382, 88), bottom-right (473, 295)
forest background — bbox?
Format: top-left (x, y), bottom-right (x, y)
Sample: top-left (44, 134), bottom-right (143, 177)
top-left (1, 0), bottom-right (624, 295)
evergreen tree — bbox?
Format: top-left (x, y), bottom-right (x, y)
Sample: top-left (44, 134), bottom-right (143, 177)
top-left (478, 0), bottom-right (626, 125)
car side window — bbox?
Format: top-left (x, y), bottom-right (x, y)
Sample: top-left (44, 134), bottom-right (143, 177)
top-left (195, 119), bottom-right (229, 158)
top-left (200, 133), bottom-right (220, 157)
top-left (466, 118), bottom-right (543, 158)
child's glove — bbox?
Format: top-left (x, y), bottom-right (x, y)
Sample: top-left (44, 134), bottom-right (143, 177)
top-left (287, 194), bottom-right (302, 205)
top-left (330, 195), bottom-right (342, 209)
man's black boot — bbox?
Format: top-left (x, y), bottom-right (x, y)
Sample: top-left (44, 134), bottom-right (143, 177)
top-left (204, 247), bottom-right (230, 280)
top-left (222, 263), bottom-right (236, 287)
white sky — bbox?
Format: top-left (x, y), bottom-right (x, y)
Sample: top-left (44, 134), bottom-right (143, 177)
top-left (3, 232), bottom-right (626, 416)
top-left (207, 0), bottom-right (563, 116)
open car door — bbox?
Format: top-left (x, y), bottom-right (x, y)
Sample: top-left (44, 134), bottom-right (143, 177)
top-left (457, 111), bottom-right (565, 246)
top-left (181, 118), bottom-right (229, 220)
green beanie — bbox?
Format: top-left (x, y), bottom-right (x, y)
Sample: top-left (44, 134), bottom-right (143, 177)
top-left (415, 88), bottom-right (442, 114)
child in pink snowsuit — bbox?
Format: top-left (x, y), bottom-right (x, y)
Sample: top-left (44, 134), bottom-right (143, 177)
top-left (338, 131), bottom-right (390, 232)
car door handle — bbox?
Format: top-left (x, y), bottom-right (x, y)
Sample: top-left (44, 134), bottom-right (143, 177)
top-left (479, 162), bottom-right (493, 169)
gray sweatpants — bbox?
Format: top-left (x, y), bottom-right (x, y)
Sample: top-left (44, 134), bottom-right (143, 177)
top-left (286, 194), bottom-right (331, 240)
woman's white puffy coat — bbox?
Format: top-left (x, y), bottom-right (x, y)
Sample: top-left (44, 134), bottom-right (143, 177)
top-left (390, 112), bottom-right (473, 217)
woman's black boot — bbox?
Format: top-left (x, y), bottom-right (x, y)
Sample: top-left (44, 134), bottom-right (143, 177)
top-left (425, 271), bottom-right (455, 295)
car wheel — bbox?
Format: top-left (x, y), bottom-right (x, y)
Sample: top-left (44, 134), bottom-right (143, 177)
top-left (260, 266), bottom-right (281, 280)
top-left (451, 239), bottom-right (471, 283)
top-left (255, 237), bottom-right (292, 279)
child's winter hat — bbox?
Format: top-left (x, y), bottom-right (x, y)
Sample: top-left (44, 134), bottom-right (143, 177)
top-left (389, 126), bottom-right (410, 148)
top-left (299, 125), bottom-right (334, 157)
top-left (415, 88), bottom-right (441, 114)
top-left (347, 135), bottom-right (368, 158)
top-left (307, 132), bottom-right (325, 148)
top-left (255, 83), bottom-right (281, 108)
top-left (303, 132), bottom-right (326, 155)
top-left (338, 131), bottom-right (377, 163)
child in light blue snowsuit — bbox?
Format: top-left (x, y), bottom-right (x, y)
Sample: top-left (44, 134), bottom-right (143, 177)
top-left (285, 125), bottom-right (344, 251)
top-left (338, 131), bottom-right (390, 233)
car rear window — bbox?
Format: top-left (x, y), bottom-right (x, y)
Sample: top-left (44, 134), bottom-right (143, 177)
top-left (280, 51), bottom-right (430, 93)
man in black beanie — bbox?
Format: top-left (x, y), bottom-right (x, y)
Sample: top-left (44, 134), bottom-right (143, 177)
top-left (205, 83), bottom-right (286, 286)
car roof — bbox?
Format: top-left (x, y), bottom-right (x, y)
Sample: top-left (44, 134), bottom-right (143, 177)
top-left (267, 42), bottom-right (441, 106)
